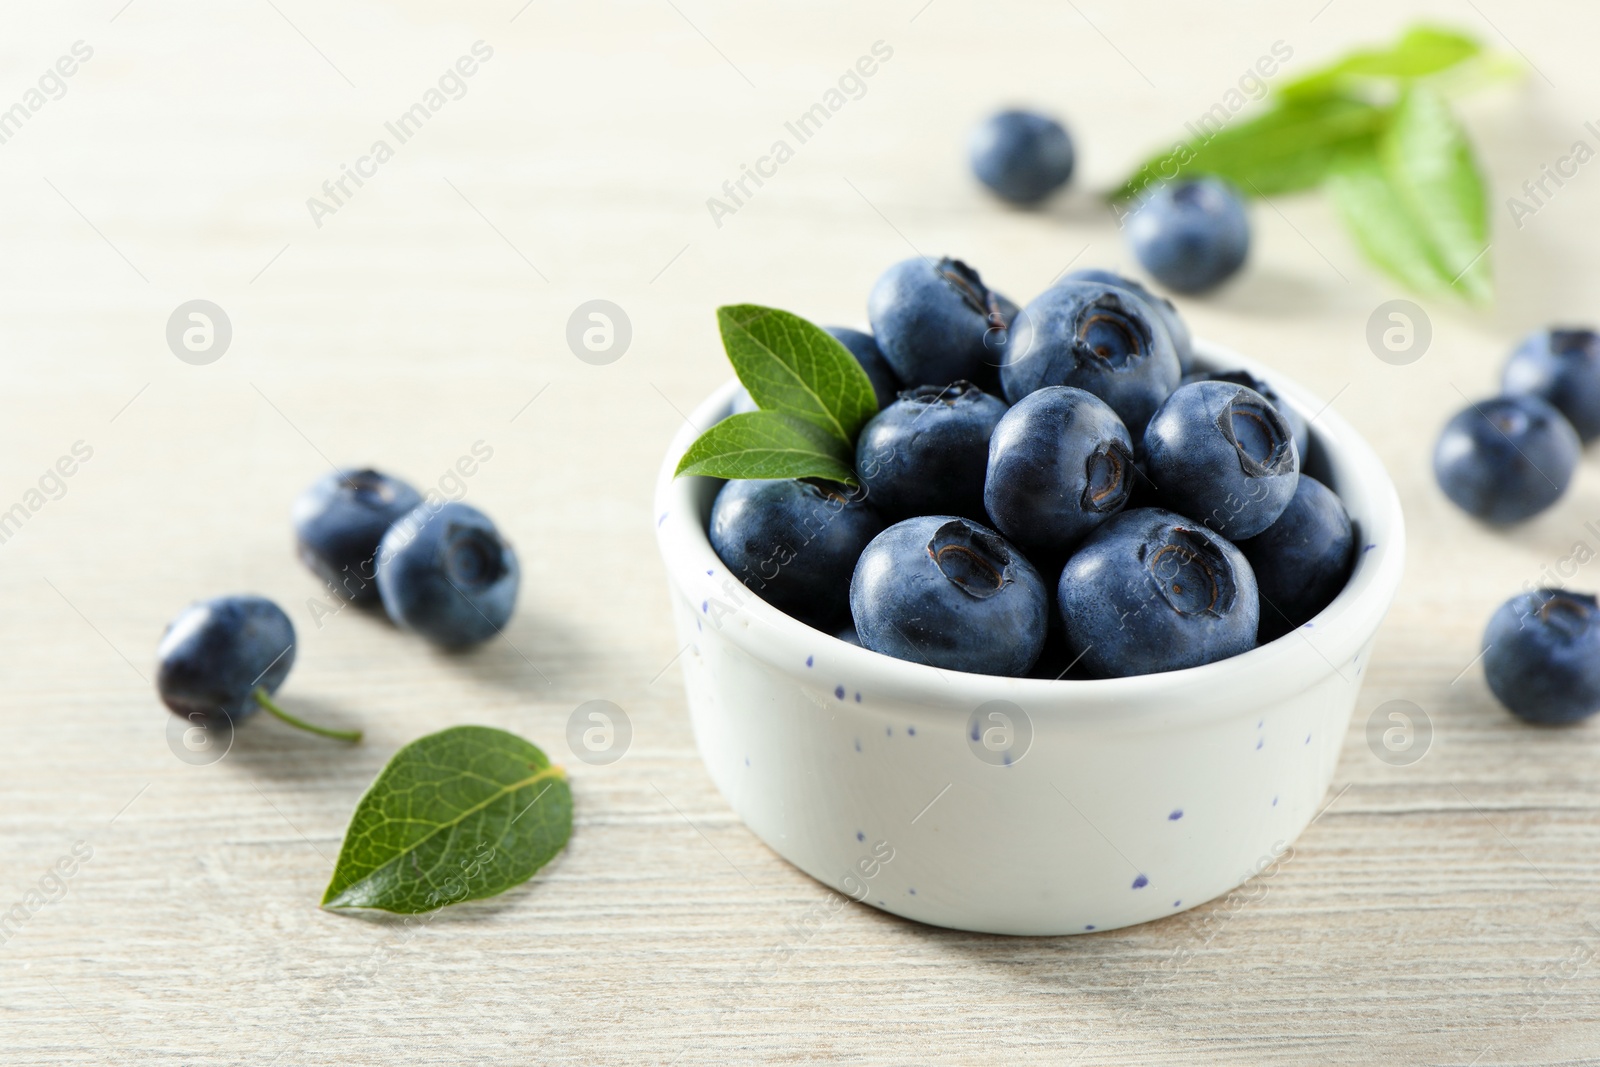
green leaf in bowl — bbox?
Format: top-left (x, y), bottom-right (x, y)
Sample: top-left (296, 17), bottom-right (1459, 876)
top-left (717, 304), bottom-right (877, 446)
top-left (322, 725), bottom-right (572, 914)
top-left (674, 410), bottom-right (857, 485)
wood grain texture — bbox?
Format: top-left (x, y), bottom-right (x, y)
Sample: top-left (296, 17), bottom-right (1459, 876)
top-left (3, 2), bottom-right (1600, 1063)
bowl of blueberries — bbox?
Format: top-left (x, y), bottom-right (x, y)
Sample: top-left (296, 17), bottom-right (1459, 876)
top-left (654, 260), bottom-right (1405, 935)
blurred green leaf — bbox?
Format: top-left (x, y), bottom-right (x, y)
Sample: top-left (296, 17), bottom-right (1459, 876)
top-left (1328, 156), bottom-right (1457, 297)
top-left (1279, 25), bottom-right (1481, 101)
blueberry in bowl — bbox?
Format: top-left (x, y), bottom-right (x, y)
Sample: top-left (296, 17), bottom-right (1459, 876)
top-left (868, 257), bottom-right (1016, 389)
top-left (968, 108), bottom-right (1075, 205)
top-left (1482, 589), bottom-right (1600, 725)
top-left (856, 381), bottom-right (1008, 524)
top-left (1238, 475), bottom-right (1355, 643)
top-left (292, 468), bottom-right (423, 605)
top-left (1432, 394), bottom-right (1579, 524)
top-left (377, 502), bottom-right (520, 648)
top-left (1182, 368), bottom-right (1309, 461)
top-left (1061, 268), bottom-right (1194, 374)
top-left (1142, 379), bottom-right (1300, 540)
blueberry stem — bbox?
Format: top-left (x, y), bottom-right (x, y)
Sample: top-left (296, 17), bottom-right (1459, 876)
top-left (252, 687), bottom-right (362, 743)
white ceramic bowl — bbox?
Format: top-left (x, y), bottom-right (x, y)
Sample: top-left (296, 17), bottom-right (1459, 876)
top-left (653, 340), bottom-right (1405, 935)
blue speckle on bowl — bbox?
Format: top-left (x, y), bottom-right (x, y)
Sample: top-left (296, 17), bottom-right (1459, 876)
top-left (907, 726), bottom-right (915, 736)
top-left (854, 739), bottom-right (861, 753)
top-left (657, 513), bottom-right (668, 527)
top-left (1173, 900), bottom-right (1182, 908)
top-left (701, 600), bottom-right (708, 613)
top-left (877, 900), bottom-right (885, 906)
top-left (1084, 924), bottom-right (1096, 931)
top-left (1132, 874), bottom-right (1149, 889)
top-left (885, 726), bottom-right (891, 737)
top-left (1363, 543), bottom-right (1377, 553)
top-left (855, 692), bottom-right (862, 703)
top-left (1256, 738), bottom-right (1264, 750)
top-left (908, 888), bottom-right (916, 895)
top-left (835, 685), bottom-right (845, 701)
top-left (705, 569), bottom-right (714, 576)
top-left (806, 655), bottom-right (814, 668)
top-left (695, 617), bottom-right (702, 632)
top-left (1168, 809), bottom-right (1183, 821)
top-left (856, 831), bottom-right (865, 842)
top-left (1257, 719), bottom-right (1264, 729)
top-left (1272, 795), bottom-right (1279, 807)
top-left (1002, 752), bottom-right (1013, 767)
top-left (744, 756), bottom-right (750, 767)
top-left (1305, 733), bottom-right (1312, 744)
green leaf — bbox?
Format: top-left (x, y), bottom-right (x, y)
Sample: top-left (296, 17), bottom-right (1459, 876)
top-left (1111, 96), bottom-right (1388, 202)
top-left (1279, 25), bottom-right (1481, 102)
top-left (1379, 85), bottom-right (1491, 302)
top-left (674, 411), bottom-right (857, 484)
top-left (323, 726), bottom-right (572, 914)
top-left (1327, 156), bottom-right (1457, 297)
top-left (717, 304), bottom-right (877, 445)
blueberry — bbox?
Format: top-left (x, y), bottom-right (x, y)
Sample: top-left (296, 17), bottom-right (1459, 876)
top-left (850, 516), bottom-right (1047, 676)
top-left (377, 502), bottom-right (520, 648)
top-left (1127, 178), bottom-right (1250, 294)
top-left (1057, 508), bottom-right (1259, 677)
top-left (157, 595), bottom-right (296, 722)
top-left (856, 381), bottom-right (1009, 524)
top-left (1062, 268), bottom-right (1194, 373)
top-left (708, 478), bottom-right (884, 632)
top-left (868, 257), bottom-right (1016, 389)
top-left (292, 469), bottom-right (423, 605)
top-left (1483, 589), bottom-right (1600, 724)
top-left (826, 326), bottom-right (902, 410)
top-left (968, 109), bottom-right (1075, 205)
top-left (1142, 380), bottom-right (1298, 539)
top-left (1433, 395), bottom-right (1579, 524)
top-left (1001, 279), bottom-right (1181, 436)
top-left (984, 386), bottom-right (1134, 555)
top-left (1183, 368), bottom-right (1309, 459)
top-left (1238, 475), bottom-right (1354, 642)
top-left (1501, 327), bottom-right (1600, 442)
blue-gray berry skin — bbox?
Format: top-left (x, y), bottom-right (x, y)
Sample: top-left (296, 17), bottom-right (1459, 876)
top-left (156, 595), bottom-right (296, 722)
top-left (856, 382), bottom-right (1009, 524)
top-left (708, 478), bottom-right (884, 633)
top-left (1057, 508), bottom-right (1259, 678)
top-left (850, 516), bottom-right (1047, 677)
top-left (292, 469), bottom-right (423, 605)
top-left (1483, 589), bottom-right (1600, 725)
top-left (826, 326), bottom-right (902, 410)
top-left (868, 257), bottom-right (1016, 389)
top-left (1062, 268), bottom-right (1194, 374)
top-left (1001, 280), bottom-right (1181, 436)
top-left (377, 502), bottom-right (520, 648)
top-left (969, 109), bottom-right (1075, 205)
top-left (1433, 395), bottom-right (1579, 525)
top-left (1501, 328), bottom-right (1600, 441)
top-left (1127, 178), bottom-right (1250, 294)
top-left (1142, 380), bottom-right (1299, 540)
top-left (984, 386), bottom-right (1134, 556)
top-left (1238, 475), bottom-right (1354, 642)
top-left (1183, 368), bottom-right (1309, 460)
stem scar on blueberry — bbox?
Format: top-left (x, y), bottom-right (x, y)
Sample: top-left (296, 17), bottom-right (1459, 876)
top-left (1218, 390), bottom-right (1293, 476)
top-left (1074, 296), bottom-right (1153, 370)
top-left (1083, 440), bottom-right (1134, 513)
top-left (927, 519), bottom-right (1012, 600)
top-left (1144, 527), bottom-right (1234, 617)
top-left (935, 257), bottom-right (994, 318)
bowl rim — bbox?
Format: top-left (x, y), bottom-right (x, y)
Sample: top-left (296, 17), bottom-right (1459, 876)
top-left (653, 337), bottom-right (1406, 723)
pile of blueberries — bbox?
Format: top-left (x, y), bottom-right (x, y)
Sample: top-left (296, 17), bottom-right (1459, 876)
top-left (711, 259), bottom-right (1355, 680)
top-left (967, 108), bottom-right (1251, 295)
top-left (1434, 329), bottom-right (1600, 726)
top-left (155, 470), bottom-right (519, 738)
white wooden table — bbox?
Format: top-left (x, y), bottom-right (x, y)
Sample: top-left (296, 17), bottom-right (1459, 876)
top-left (3, 2), bottom-right (1600, 1063)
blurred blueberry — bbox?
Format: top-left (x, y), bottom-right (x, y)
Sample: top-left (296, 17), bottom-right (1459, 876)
top-left (709, 478), bottom-right (884, 632)
top-left (1127, 178), bottom-right (1250, 294)
top-left (156, 595), bottom-right (295, 722)
top-left (378, 502), bottom-right (520, 648)
top-left (868, 257), bottom-right (1017, 389)
top-left (1501, 327), bottom-right (1600, 441)
top-left (851, 516), bottom-right (1047, 676)
top-left (857, 382), bottom-right (1008, 524)
top-left (968, 109), bottom-right (1075, 205)
top-left (1057, 508), bottom-right (1259, 677)
top-left (1433, 395), bottom-right (1579, 524)
top-left (292, 468), bottom-right (422, 605)
top-left (1483, 589), bottom-right (1600, 724)
top-left (1239, 475), bottom-right (1354, 642)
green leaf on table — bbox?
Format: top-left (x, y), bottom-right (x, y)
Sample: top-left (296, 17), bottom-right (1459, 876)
top-left (674, 410), bottom-right (857, 485)
top-left (1111, 96), bottom-right (1389, 202)
top-left (1379, 85), bottom-right (1491, 302)
top-left (1327, 156), bottom-right (1457, 297)
top-left (322, 725), bottom-right (572, 914)
top-left (1279, 25), bottom-right (1481, 101)
top-left (717, 304), bottom-right (877, 445)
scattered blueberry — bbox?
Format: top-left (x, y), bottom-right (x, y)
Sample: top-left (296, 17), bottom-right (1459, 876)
top-left (1126, 177), bottom-right (1250, 293)
top-left (1501, 328), bottom-right (1600, 441)
top-left (851, 516), bottom-right (1048, 676)
top-left (377, 501), bottom-right (521, 648)
top-left (1001, 279), bottom-right (1181, 436)
top-left (709, 478), bottom-right (884, 633)
top-left (856, 382), bottom-right (1008, 524)
top-left (868, 257), bottom-right (1016, 389)
top-left (291, 469), bottom-right (422, 605)
top-left (827, 326), bottom-right (902, 410)
top-left (1057, 508), bottom-right (1259, 677)
top-left (1183, 368), bottom-right (1309, 460)
top-left (1239, 475), bottom-right (1355, 642)
top-left (984, 385), bottom-right (1134, 555)
top-left (1483, 589), bottom-right (1600, 725)
top-left (1062, 268), bottom-right (1194, 373)
top-left (1433, 394), bottom-right (1579, 524)
top-left (968, 108), bottom-right (1075, 205)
